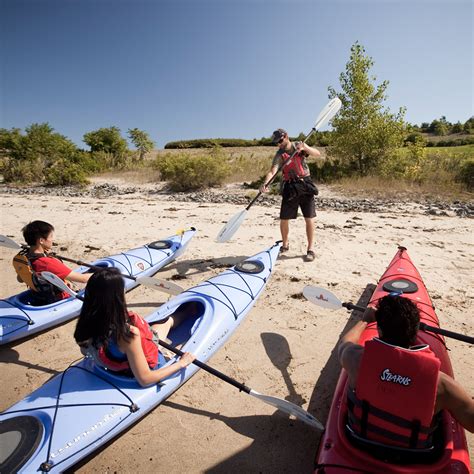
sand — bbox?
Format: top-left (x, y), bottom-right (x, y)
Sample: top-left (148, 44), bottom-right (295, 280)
top-left (0, 181), bottom-right (472, 472)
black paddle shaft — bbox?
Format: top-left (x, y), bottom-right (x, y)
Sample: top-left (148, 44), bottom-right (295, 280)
top-left (53, 254), bottom-right (137, 282)
top-left (158, 339), bottom-right (252, 394)
top-left (343, 302), bottom-right (473, 344)
top-left (246, 126), bottom-right (318, 211)
top-left (419, 322), bottom-right (474, 344)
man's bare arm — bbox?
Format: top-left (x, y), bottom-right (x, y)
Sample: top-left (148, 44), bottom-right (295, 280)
top-left (437, 371), bottom-right (474, 433)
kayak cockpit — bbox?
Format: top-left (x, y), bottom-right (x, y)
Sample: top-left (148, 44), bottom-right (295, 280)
top-left (86, 299), bottom-right (207, 383)
top-left (0, 415), bottom-right (44, 473)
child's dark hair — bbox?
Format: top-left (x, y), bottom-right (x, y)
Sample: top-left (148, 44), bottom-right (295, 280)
top-left (375, 295), bottom-right (420, 348)
top-left (22, 221), bottom-right (54, 246)
top-left (74, 268), bottom-right (131, 348)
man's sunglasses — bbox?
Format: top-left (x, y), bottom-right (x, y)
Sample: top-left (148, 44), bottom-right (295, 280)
top-left (276, 137), bottom-right (285, 145)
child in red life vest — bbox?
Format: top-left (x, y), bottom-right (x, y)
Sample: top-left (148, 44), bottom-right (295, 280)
top-left (74, 268), bottom-right (195, 387)
top-left (16, 220), bottom-right (91, 303)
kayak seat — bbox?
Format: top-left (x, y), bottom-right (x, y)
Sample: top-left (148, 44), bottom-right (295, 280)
top-left (345, 411), bottom-right (444, 465)
top-left (16, 290), bottom-right (59, 307)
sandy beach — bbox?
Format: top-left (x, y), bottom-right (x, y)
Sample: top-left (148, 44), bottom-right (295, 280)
top-left (1, 181), bottom-right (472, 472)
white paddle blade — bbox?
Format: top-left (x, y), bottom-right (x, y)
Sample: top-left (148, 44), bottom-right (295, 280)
top-left (250, 389), bottom-right (324, 431)
top-left (313, 97), bottom-right (342, 131)
top-left (40, 272), bottom-right (78, 297)
top-left (136, 276), bottom-right (183, 295)
top-left (0, 235), bottom-right (22, 250)
top-left (215, 209), bottom-right (248, 243)
top-left (303, 285), bottom-right (343, 310)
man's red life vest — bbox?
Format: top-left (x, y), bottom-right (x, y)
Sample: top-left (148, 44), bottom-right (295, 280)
top-left (348, 337), bottom-right (440, 449)
top-left (98, 312), bottom-right (159, 371)
top-left (281, 152), bottom-right (308, 181)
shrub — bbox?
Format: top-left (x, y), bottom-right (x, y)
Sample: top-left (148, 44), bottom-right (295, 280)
top-left (455, 159), bottom-right (474, 190)
top-left (153, 148), bottom-right (230, 191)
top-left (44, 159), bottom-right (89, 186)
top-left (308, 159), bottom-right (348, 182)
top-left (2, 158), bottom-right (44, 184)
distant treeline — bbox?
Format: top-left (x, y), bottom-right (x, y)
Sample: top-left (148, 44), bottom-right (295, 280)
top-left (164, 116), bottom-right (474, 149)
top-left (164, 131), bottom-right (337, 149)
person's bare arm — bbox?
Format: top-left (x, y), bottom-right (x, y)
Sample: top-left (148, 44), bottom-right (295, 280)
top-left (338, 308), bottom-right (375, 387)
top-left (296, 142), bottom-right (321, 159)
top-left (260, 164), bottom-right (279, 193)
top-left (66, 271), bottom-right (91, 284)
top-left (436, 371), bottom-right (474, 432)
top-left (124, 328), bottom-right (195, 387)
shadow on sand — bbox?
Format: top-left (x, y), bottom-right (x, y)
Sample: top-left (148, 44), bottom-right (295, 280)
top-left (0, 345), bottom-right (61, 376)
top-left (169, 283), bottom-right (376, 472)
top-left (307, 284), bottom-right (376, 457)
top-left (163, 255), bottom-right (250, 280)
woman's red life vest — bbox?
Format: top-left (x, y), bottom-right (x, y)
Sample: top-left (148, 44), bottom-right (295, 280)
top-left (281, 151), bottom-right (308, 181)
top-left (347, 337), bottom-right (440, 449)
top-left (98, 312), bottom-right (159, 371)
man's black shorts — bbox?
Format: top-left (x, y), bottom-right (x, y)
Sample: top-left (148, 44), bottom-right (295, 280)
top-left (280, 192), bottom-right (316, 219)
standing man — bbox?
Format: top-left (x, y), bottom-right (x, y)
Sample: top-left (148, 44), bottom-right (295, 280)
top-left (260, 128), bottom-right (321, 262)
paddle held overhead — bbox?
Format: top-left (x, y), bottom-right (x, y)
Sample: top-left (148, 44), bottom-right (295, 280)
top-left (215, 97), bottom-right (342, 243)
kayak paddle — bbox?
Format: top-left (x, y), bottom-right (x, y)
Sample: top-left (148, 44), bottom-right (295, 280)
top-left (41, 272), bottom-right (323, 430)
top-left (303, 285), bottom-right (474, 345)
top-left (0, 234), bottom-right (184, 296)
top-left (215, 97), bottom-right (342, 243)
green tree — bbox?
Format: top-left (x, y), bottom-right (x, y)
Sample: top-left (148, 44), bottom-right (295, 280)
top-left (1, 123), bottom-right (83, 183)
top-left (464, 117), bottom-right (474, 133)
top-left (429, 116), bottom-right (450, 136)
top-left (328, 42), bottom-right (406, 175)
top-left (83, 126), bottom-right (128, 166)
top-left (127, 128), bottom-right (155, 161)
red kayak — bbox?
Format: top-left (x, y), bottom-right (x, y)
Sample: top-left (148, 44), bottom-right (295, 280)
top-left (315, 246), bottom-right (471, 473)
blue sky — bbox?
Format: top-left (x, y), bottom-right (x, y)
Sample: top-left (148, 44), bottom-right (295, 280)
top-left (1, 0), bottom-right (472, 148)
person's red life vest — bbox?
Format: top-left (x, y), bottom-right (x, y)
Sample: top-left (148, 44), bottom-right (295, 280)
top-left (281, 151), bottom-right (308, 181)
top-left (98, 312), bottom-right (159, 371)
top-left (348, 337), bottom-right (440, 449)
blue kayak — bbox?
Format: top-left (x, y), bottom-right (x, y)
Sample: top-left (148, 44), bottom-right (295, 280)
top-left (0, 241), bottom-right (281, 473)
top-left (0, 229), bottom-right (196, 345)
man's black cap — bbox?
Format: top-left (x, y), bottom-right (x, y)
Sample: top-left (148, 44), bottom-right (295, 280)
top-left (271, 128), bottom-right (287, 144)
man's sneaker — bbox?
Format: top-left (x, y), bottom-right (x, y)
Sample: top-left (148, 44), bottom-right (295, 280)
top-left (304, 250), bottom-right (316, 262)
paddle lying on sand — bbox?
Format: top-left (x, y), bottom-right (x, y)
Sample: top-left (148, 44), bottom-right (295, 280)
top-left (303, 285), bottom-right (474, 345)
top-left (215, 97), bottom-right (342, 243)
top-left (0, 234), bottom-right (184, 296)
top-left (41, 271), bottom-right (324, 430)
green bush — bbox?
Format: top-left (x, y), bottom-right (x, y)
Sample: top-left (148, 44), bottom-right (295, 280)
top-left (455, 159), bottom-right (474, 190)
top-left (2, 158), bottom-right (44, 184)
top-left (153, 149), bottom-right (230, 191)
top-left (308, 159), bottom-right (348, 182)
top-left (44, 159), bottom-right (89, 186)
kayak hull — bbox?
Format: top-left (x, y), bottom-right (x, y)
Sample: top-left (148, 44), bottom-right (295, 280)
top-left (0, 229), bottom-right (196, 345)
top-left (0, 241), bottom-right (281, 473)
top-left (315, 247), bottom-right (471, 473)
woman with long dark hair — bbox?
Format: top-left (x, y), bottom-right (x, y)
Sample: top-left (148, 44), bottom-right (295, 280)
top-left (74, 268), bottom-right (195, 387)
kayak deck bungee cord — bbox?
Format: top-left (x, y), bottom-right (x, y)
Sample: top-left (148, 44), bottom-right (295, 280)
top-left (0, 229), bottom-right (196, 345)
top-left (0, 241), bottom-right (281, 473)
